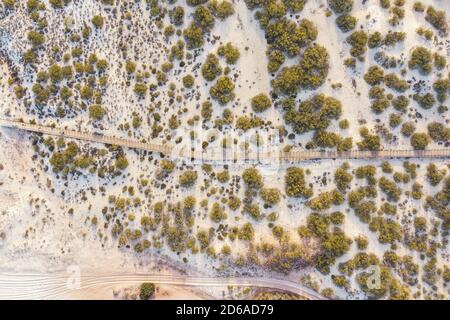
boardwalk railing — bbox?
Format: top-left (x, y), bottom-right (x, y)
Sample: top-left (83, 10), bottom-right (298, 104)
top-left (1, 118), bottom-right (449, 162)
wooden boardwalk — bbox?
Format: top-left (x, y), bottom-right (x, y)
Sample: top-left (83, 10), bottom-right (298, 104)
top-left (1, 118), bottom-right (449, 162)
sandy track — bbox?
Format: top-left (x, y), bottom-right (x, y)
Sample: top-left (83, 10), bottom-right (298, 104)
top-left (0, 272), bottom-right (327, 300)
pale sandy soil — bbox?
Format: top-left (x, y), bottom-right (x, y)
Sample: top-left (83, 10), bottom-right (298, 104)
top-left (0, 0), bottom-right (449, 300)
top-left (56, 284), bottom-right (206, 300)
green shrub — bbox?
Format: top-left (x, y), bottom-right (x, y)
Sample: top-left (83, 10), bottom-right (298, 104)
top-left (259, 0), bottom-right (286, 23)
top-left (357, 127), bottom-right (380, 151)
top-left (125, 60), bottom-right (136, 74)
top-left (184, 23), bottom-right (205, 49)
top-left (243, 0), bottom-right (265, 9)
top-left (47, 64), bottom-right (63, 83)
top-left (2, 0), bottom-right (16, 9)
top-left (242, 167), bottom-right (263, 189)
top-left (384, 73), bottom-right (409, 92)
top-left (336, 14), bottom-right (357, 32)
top-left (427, 122), bottom-right (450, 143)
top-left (332, 275), bottom-right (350, 289)
top-left (201, 54), bottom-right (222, 81)
top-left (368, 32), bottom-right (383, 48)
top-left (298, 45), bottom-right (329, 89)
top-left (425, 6), bottom-right (447, 32)
top-left (306, 212), bottom-right (331, 239)
top-left (27, 30), bottom-right (45, 47)
top-left (337, 137), bottom-right (353, 152)
top-left (381, 161), bottom-right (393, 174)
top-left (208, 0), bottom-right (234, 20)
top-left (342, 59), bottom-right (355, 70)
top-left (260, 188), bottom-right (281, 205)
top-left (210, 76), bottom-right (235, 105)
top-left (182, 74), bottom-right (195, 88)
top-left (187, 0), bottom-right (208, 6)
top-left (355, 235), bottom-right (368, 250)
top-left (432, 79), bottom-right (450, 102)
top-left (328, 0), bottom-right (353, 14)
top-left (433, 53), bottom-right (446, 70)
top-left (115, 155), bottom-right (129, 170)
top-left (413, 93), bottom-right (436, 109)
top-left (354, 201), bottom-right (376, 223)
top-left (308, 190), bottom-right (342, 211)
top-left (133, 115), bottom-right (143, 129)
top-left (370, 98), bottom-right (390, 114)
top-left (236, 116), bottom-right (263, 131)
top-left (237, 222), bottom-right (254, 241)
top-left (416, 27), bottom-right (433, 40)
top-left (179, 170), bottom-right (198, 187)
top-left (216, 170), bottom-right (230, 183)
top-left (330, 211), bottom-right (345, 225)
top-left (96, 59), bottom-right (108, 71)
top-left (273, 45), bottom-right (329, 95)
top-left (251, 93), bottom-right (272, 113)
top-left (426, 163), bottom-right (445, 186)
top-left (369, 217), bottom-right (402, 244)
top-left (339, 119), bottom-right (349, 129)
top-left (401, 122), bottom-right (415, 137)
top-left (91, 15), bottom-right (104, 28)
top-left (272, 66), bottom-right (301, 95)
top-left (410, 133), bottom-right (430, 150)
top-left (244, 203), bottom-right (262, 220)
top-left (285, 167), bottom-right (312, 198)
top-left (134, 83), bottom-right (148, 96)
top-left (267, 50), bottom-right (285, 73)
top-left (201, 101), bottom-right (213, 120)
top-left (193, 5), bottom-right (215, 31)
top-left (183, 196), bottom-right (196, 210)
top-left (197, 229), bottom-right (211, 249)
top-left (217, 42), bottom-right (240, 64)
top-left (346, 30), bottom-right (368, 57)
top-left (392, 95), bottom-right (409, 113)
top-left (322, 229), bottom-right (352, 257)
top-left (164, 25), bottom-right (175, 38)
top-left (265, 18), bottom-right (317, 57)
top-left (170, 6), bottom-right (185, 26)
top-left (282, 0), bottom-right (306, 13)
top-left (89, 104), bottom-right (105, 121)
top-left (32, 83), bottom-right (50, 105)
top-left (160, 159), bottom-right (175, 173)
top-left (334, 166), bottom-right (353, 192)
top-left (79, 85), bottom-right (93, 100)
top-left (313, 131), bottom-right (342, 149)
top-left (49, 142), bottom-right (79, 173)
top-left (379, 0), bottom-right (390, 9)
top-left (408, 47), bottom-right (432, 74)
top-left (210, 202), bottom-right (227, 222)
top-left (364, 66), bottom-right (384, 86)
top-left (284, 94), bottom-right (341, 135)
top-left (388, 113), bottom-right (402, 128)
top-left (413, 2), bottom-right (425, 12)
top-left (228, 195), bottom-right (241, 211)
top-left (139, 283), bottom-right (156, 300)
top-left (384, 32), bottom-right (405, 46)
top-left (378, 177), bottom-right (401, 202)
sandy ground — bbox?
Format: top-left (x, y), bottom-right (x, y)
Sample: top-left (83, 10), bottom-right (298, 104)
top-left (0, 0), bottom-right (449, 300)
top-left (56, 284), bottom-right (206, 300)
